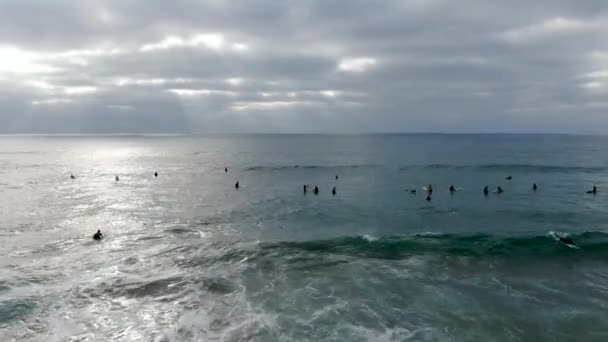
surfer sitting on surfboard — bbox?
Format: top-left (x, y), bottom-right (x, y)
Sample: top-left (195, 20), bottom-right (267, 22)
top-left (93, 230), bottom-right (104, 240)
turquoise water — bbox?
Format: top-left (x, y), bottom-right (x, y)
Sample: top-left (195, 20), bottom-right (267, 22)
top-left (1, 134), bottom-right (608, 341)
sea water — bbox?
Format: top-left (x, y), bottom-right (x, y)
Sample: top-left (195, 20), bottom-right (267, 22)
top-left (1, 134), bottom-right (608, 341)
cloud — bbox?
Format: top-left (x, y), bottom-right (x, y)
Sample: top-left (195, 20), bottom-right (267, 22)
top-left (230, 100), bottom-right (317, 111)
top-left (168, 89), bottom-right (237, 97)
top-left (31, 98), bottom-right (73, 105)
top-left (0, 0), bottom-right (607, 133)
top-left (338, 57), bottom-right (377, 72)
top-left (0, 46), bottom-right (59, 74)
top-left (140, 34), bottom-right (226, 52)
top-left (501, 17), bottom-right (594, 43)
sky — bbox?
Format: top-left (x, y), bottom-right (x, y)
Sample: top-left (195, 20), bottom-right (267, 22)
top-left (0, 0), bottom-right (607, 134)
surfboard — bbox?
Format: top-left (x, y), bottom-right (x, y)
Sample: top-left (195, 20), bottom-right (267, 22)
top-left (549, 231), bottom-right (579, 249)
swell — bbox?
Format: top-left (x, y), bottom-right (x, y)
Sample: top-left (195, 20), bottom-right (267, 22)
top-left (400, 164), bottom-right (607, 173)
top-left (259, 231), bottom-right (608, 260)
top-left (243, 163), bottom-right (605, 173)
top-left (244, 164), bottom-right (379, 171)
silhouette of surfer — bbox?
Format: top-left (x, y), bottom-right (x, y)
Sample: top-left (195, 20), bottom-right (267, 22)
top-left (332, 186), bottom-right (336, 195)
top-left (496, 186), bottom-right (504, 193)
top-left (235, 181), bottom-right (239, 189)
top-left (484, 186), bottom-right (489, 196)
top-left (449, 185), bottom-right (456, 193)
top-left (154, 172), bottom-right (158, 178)
top-left (115, 176), bottom-right (119, 182)
top-left (533, 183), bottom-right (537, 191)
top-left (559, 236), bottom-right (575, 246)
top-left (313, 186), bottom-right (319, 195)
top-left (587, 186), bottom-right (597, 194)
top-left (70, 174), bottom-right (75, 179)
top-left (93, 230), bottom-right (104, 240)
top-left (303, 184), bottom-right (308, 194)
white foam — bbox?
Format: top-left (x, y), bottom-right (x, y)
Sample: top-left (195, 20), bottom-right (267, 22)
top-left (362, 234), bottom-right (378, 242)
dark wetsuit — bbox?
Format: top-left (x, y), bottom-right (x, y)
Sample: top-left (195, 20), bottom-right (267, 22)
top-left (559, 237), bottom-right (575, 245)
top-left (93, 231), bottom-right (103, 240)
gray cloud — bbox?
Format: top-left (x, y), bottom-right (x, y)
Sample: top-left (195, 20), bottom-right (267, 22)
top-left (0, 0), bottom-right (607, 133)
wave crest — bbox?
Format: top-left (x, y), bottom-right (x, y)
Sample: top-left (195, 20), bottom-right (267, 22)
top-left (260, 232), bottom-right (608, 259)
top-left (400, 164), bottom-right (606, 173)
top-left (244, 164), bottom-right (378, 171)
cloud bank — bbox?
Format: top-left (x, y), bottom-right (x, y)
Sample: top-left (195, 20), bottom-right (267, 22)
top-left (0, 0), bottom-right (607, 133)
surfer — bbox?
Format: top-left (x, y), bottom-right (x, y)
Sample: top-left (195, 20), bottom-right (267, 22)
top-left (154, 172), bottom-right (158, 178)
top-left (335, 175), bottom-right (339, 180)
top-left (409, 189), bottom-right (416, 194)
top-left (496, 186), bottom-right (504, 193)
top-left (533, 183), bottom-right (537, 191)
top-left (115, 176), bottom-right (119, 182)
top-left (235, 181), bottom-right (239, 189)
top-left (225, 167), bottom-right (228, 173)
top-left (484, 186), bottom-right (489, 196)
top-left (559, 236), bottom-right (576, 246)
top-left (426, 195), bottom-right (431, 201)
top-left (587, 186), bottom-right (597, 194)
top-left (313, 186), bottom-right (319, 195)
top-left (332, 187), bottom-right (336, 195)
top-left (449, 185), bottom-right (456, 193)
top-left (303, 184), bottom-right (308, 194)
top-left (506, 176), bottom-right (512, 180)
top-left (70, 174), bottom-right (75, 179)
top-left (93, 230), bottom-right (104, 240)
top-left (426, 184), bottom-right (433, 194)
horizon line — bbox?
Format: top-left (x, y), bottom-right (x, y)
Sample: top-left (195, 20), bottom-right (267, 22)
top-left (0, 132), bottom-right (606, 137)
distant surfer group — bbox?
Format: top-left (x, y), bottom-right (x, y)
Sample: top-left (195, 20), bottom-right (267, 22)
top-left (303, 184), bottom-right (337, 196)
top-left (406, 176), bottom-right (599, 201)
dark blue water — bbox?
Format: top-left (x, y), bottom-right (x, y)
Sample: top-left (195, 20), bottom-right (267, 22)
top-left (1, 134), bottom-right (608, 341)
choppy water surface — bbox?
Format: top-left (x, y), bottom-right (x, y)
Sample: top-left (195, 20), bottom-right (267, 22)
top-left (1, 134), bottom-right (608, 341)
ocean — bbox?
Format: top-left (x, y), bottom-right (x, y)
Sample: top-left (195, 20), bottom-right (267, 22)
top-left (1, 134), bottom-right (608, 341)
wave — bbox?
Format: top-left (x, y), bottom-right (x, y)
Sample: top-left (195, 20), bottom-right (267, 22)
top-left (260, 231), bottom-right (608, 260)
top-left (400, 164), bottom-right (607, 173)
top-left (244, 164), bottom-right (378, 171)
top-left (242, 163), bottom-right (605, 173)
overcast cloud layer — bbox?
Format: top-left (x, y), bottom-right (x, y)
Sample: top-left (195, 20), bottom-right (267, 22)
top-left (0, 0), bottom-right (607, 133)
